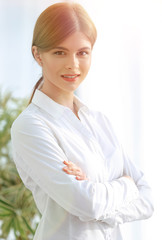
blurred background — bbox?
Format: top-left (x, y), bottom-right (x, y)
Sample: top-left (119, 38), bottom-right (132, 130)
top-left (0, 0), bottom-right (162, 239)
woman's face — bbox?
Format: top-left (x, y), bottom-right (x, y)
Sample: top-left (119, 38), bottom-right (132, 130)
top-left (34, 32), bottom-right (92, 96)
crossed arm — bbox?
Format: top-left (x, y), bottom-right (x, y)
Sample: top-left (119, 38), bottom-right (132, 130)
top-left (11, 116), bottom-right (154, 227)
top-left (62, 159), bottom-right (153, 226)
top-left (63, 160), bottom-right (134, 182)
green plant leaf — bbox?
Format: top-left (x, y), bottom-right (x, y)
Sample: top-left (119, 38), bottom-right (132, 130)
top-left (0, 88), bottom-right (39, 239)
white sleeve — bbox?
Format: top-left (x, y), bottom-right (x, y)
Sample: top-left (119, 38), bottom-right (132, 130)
top-left (11, 115), bottom-right (139, 222)
top-left (101, 147), bottom-right (154, 227)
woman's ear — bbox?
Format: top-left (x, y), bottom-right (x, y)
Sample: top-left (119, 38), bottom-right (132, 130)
top-left (32, 46), bottom-right (43, 66)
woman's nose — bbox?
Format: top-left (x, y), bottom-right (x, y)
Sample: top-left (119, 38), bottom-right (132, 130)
top-left (65, 55), bottom-right (79, 70)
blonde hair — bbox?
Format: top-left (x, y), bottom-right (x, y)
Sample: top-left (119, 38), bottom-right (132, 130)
top-left (29, 2), bottom-right (97, 103)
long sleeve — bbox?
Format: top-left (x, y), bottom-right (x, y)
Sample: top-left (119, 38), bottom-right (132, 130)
top-left (95, 113), bottom-right (154, 226)
top-left (11, 115), bottom-right (139, 222)
top-left (103, 148), bottom-right (154, 226)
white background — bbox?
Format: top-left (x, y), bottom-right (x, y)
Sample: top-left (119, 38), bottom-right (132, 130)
top-left (0, 0), bottom-right (162, 239)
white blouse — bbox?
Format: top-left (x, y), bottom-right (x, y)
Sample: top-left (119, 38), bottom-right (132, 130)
top-left (11, 89), bottom-right (153, 240)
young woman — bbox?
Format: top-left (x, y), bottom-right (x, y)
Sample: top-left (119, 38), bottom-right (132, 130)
top-left (11, 2), bottom-right (153, 240)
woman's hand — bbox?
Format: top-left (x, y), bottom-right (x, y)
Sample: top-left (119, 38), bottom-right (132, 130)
top-left (63, 160), bottom-right (88, 180)
top-left (123, 175), bottom-right (134, 183)
top-left (62, 161), bottom-right (133, 183)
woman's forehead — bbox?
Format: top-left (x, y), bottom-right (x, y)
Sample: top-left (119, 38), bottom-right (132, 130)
top-left (56, 32), bottom-right (92, 50)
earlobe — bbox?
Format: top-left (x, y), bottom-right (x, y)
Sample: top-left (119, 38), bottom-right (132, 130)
top-left (32, 46), bottom-right (42, 66)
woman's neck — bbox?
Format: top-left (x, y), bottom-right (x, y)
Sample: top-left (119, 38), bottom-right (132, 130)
top-left (40, 86), bottom-right (79, 119)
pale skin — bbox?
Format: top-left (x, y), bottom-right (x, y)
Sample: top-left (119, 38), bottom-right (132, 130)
top-left (32, 31), bottom-right (92, 117)
top-left (32, 31), bottom-right (134, 182)
top-left (63, 160), bottom-right (88, 180)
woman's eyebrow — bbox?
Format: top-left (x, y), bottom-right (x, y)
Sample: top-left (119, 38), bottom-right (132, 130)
top-left (53, 47), bottom-right (91, 51)
top-left (78, 47), bottom-right (91, 51)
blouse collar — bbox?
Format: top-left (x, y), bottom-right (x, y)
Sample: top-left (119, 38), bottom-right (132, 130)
top-left (32, 89), bottom-right (89, 119)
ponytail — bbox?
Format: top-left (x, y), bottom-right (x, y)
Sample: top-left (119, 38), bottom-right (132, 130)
top-left (28, 77), bottom-right (43, 104)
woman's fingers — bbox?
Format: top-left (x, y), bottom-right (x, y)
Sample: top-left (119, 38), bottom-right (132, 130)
top-left (63, 167), bottom-right (83, 179)
top-left (63, 160), bottom-right (88, 180)
top-left (63, 161), bottom-right (79, 172)
top-left (76, 174), bottom-right (88, 181)
top-left (76, 175), bottom-right (85, 180)
top-left (123, 175), bottom-right (134, 182)
top-left (63, 167), bottom-right (80, 175)
top-left (63, 160), bottom-right (69, 165)
top-left (63, 160), bottom-right (75, 170)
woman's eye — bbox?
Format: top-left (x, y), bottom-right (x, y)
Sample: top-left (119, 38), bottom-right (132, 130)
top-left (54, 51), bottom-right (65, 55)
top-left (77, 51), bottom-right (88, 56)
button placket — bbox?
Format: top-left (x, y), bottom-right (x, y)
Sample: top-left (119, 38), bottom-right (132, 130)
top-left (66, 109), bottom-right (94, 140)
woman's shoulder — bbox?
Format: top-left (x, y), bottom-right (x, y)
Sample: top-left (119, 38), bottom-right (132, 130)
top-left (11, 103), bottom-right (45, 132)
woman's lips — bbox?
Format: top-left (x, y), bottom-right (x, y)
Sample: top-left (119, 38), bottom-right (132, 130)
top-left (61, 74), bottom-right (80, 82)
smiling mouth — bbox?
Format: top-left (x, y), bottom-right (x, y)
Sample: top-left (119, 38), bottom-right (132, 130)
top-left (61, 74), bottom-right (80, 81)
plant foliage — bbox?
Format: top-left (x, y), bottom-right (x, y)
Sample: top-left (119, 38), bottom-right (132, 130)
top-left (0, 90), bottom-right (40, 240)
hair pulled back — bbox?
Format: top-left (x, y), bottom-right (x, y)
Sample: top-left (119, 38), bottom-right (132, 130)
top-left (29, 2), bottom-right (97, 103)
